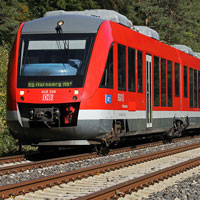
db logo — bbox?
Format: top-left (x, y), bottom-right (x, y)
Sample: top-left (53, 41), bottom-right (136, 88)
top-left (43, 94), bottom-right (54, 101)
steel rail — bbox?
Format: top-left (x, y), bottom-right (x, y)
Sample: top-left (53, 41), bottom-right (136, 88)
top-left (0, 140), bottom-right (164, 176)
top-left (1, 142), bottom-right (200, 198)
top-left (0, 155), bottom-right (25, 165)
top-left (0, 135), bottom-right (198, 174)
top-left (0, 135), bottom-right (198, 176)
top-left (77, 156), bottom-right (200, 200)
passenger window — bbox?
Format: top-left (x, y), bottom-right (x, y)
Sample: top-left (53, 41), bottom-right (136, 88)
top-left (190, 68), bottom-right (194, 108)
top-left (100, 46), bottom-right (113, 88)
top-left (194, 70), bottom-right (197, 108)
top-left (128, 47), bottom-right (136, 92)
top-left (198, 71), bottom-right (200, 108)
top-left (167, 60), bottom-right (173, 107)
top-left (175, 63), bottom-right (180, 97)
top-left (184, 66), bottom-right (188, 98)
top-left (118, 44), bottom-right (126, 91)
top-left (154, 56), bottom-right (160, 106)
top-left (137, 50), bottom-right (143, 93)
top-left (161, 58), bottom-right (166, 106)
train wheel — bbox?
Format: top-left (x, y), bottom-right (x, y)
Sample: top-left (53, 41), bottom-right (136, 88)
top-left (95, 142), bottom-right (110, 156)
top-left (162, 134), bottom-right (173, 144)
top-left (99, 144), bottom-right (110, 156)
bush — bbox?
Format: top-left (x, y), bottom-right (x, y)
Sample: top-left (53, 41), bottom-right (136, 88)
top-left (0, 43), bottom-right (18, 155)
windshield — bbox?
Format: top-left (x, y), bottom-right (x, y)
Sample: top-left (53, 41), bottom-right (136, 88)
top-left (17, 34), bottom-right (94, 88)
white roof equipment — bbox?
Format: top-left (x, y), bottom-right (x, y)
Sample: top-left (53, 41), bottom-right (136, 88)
top-left (133, 26), bottom-right (160, 40)
top-left (44, 9), bottom-right (133, 28)
top-left (194, 52), bottom-right (200, 59)
top-left (171, 44), bottom-right (194, 56)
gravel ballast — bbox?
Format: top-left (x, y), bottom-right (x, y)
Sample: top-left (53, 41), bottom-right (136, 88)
top-left (142, 174), bottom-right (200, 200)
top-left (1, 137), bottom-right (200, 187)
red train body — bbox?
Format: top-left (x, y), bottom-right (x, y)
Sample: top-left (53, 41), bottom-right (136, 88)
top-left (6, 10), bottom-right (200, 148)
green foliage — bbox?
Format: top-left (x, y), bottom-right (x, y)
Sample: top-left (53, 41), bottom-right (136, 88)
top-left (0, 130), bottom-right (17, 155)
top-left (0, 43), bottom-right (18, 155)
top-left (1, 0), bottom-right (200, 155)
top-left (0, 0), bottom-right (30, 47)
top-left (0, 43), bottom-right (9, 133)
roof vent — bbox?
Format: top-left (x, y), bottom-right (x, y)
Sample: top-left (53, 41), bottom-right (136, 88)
top-left (194, 52), bottom-right (200, 59)
top-left (44, 9), bottom-right (133, 28)
top-left (171, 44), bottom-right (194, 56)
top-left (133, 26), bottom-right (160, 40)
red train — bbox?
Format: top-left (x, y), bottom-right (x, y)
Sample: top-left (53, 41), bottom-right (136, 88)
top-left (7, 10), bottom-right (200, 152)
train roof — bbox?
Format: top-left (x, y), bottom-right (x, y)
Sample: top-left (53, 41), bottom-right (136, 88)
top-left (22, 9), bottom-right (198, 58)
top-left (21, 14), bottom-right (104, 34)
top-left (44, 9), bottom-right (133, 28)
top-left (134, 26), bottom-right (160, 40)
top-left (194, 52), bottom-right (200, 59)
top-left (171, 44), bottom-right (195, 56)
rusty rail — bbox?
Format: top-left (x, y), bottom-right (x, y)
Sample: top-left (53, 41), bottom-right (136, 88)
top-left (0, 140), bottom-right (164, 176)
top-left (1, 142), bottom-right (200, 198)
top-left (0, 155), bottom-right (25, 165)
top-left (77, 156), bottom-right (200, 200)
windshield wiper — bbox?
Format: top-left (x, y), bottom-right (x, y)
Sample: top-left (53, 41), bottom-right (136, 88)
top-left (55, 20), bottom-right (69, 62)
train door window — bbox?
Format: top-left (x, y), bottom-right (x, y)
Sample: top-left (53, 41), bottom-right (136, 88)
top-left (189, 68), bottom-right (194, 108)
top-left (161, 58), bottom-right (166, 106)
top-left (118, 44), bottom-right (126, 91)
top-left (137, 50), bottom-right (143, 93)
top-left (194, 69), bottom-right (197, 108)
top-left (154, 56), bottom-right (160, 106)
top-left (167, 60), bottom-right (173, 107)
top-left (175, 63), bottom-right (180, 97)
top-left (184, 66), bottom-right (188, 98)
top-left (128, 47), bottom-right (136, 92)
top-left (100, 45), bottom-right (113, 88)
top-left (198, 71), bottom-right (200, 108)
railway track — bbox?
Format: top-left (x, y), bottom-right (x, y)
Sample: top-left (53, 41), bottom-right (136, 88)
top-left (0, 155), bottom-right (25, 165)
top-left (1, 141), bottom-right (200, 199)
top-left (0, 135), bottom-right (199, 176)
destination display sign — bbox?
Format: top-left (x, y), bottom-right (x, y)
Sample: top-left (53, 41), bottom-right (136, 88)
top-left (27, 81), bottom-right (73, 88)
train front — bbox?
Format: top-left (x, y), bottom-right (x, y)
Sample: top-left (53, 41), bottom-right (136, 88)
top-left (7, 14), bottom-right (105, 146)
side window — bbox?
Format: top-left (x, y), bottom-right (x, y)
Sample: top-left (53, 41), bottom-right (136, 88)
top-left (128, 47), bottom-right (136, 92)
top-left (167, 60), bottom-right (173, 107)
top-left (194, 69), bottom-right (197, 108)
top-left (137, 50), bottom-right (143, 93)
top-left (100, 46), bottom-right (113, 88)
top-left (161, 58), bottom-right (166, 106)
top-left (118, 44), bottom-right (126, 91)
top-left (154, 56), bottom-right (160, 106)
top-left (184, 66), bottom-right (188, 98)
top-left (189, 68), bottom-right (193, 108)
top-left (175, 63), bottom-right (180, 97)
top-left (198, 71), bottom-right (200, 108)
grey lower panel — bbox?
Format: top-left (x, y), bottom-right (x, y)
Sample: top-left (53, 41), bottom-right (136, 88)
top-left (7, 119), bottom-right (113, 144)
top-left (7, 116), bottom-right (200, 145)
top-left (127, 118), bottom-right (173, 131)
top-left (36, 140), bottom-right (100, 146)
top-left (75, 119), bottom-right (113, 139)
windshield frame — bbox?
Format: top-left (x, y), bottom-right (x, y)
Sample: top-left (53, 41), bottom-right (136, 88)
top-left (17, 33), bottom-right (95, 88)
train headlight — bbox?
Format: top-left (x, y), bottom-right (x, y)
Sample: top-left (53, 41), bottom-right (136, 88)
top-left (20, 91), bottom-right (24, 95)
top-left (57, 20), bottom-right (64, 26)
top-left (74, 90), bottom-right (79, 95)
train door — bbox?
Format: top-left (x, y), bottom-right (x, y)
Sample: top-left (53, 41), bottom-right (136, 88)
top-left (146, 54), bottom-right (152, 128)
top-left (113, 43), bottom-right (127, 132)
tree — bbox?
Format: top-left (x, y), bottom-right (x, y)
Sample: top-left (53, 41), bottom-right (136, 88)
top-left (0, 0), bottom-right (30, 46)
